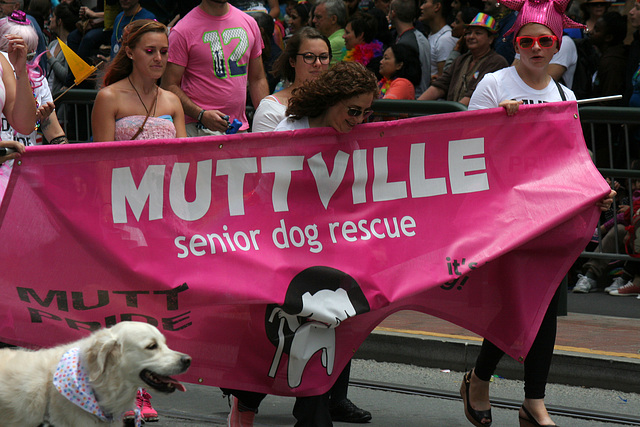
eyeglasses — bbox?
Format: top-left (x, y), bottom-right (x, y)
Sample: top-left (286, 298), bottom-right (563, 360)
top-left (297, 52), bottom-right (331, 65)
top-left (515, 35), bottom-right (558, 49)
top-left (344, 103), bottom-right (374, 119)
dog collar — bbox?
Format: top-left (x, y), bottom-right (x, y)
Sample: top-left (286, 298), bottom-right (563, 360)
top-left (53, 347), bottom-right (141, 426)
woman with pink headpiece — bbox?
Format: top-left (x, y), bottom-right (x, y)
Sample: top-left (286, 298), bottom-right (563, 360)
top-left (0, 11), bottom-right (36, 166)
top-left (460, 1), bottom-right (615, 426)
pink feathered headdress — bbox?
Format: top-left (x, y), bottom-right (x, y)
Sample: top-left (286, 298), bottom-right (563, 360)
top-left (501, 0), bottom-right (585, 47)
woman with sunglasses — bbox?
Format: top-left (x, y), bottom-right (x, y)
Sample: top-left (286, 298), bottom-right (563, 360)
top-left (462, 1), bottom-right (615, 426)
top-left (225, 62), bottom-right (377, 427)
top-left (276, 61), bottom-right (378, 133)
top-left (252, 27), bottom-right (331, 133)
top-left (277, 61), bottom-right (377, 425)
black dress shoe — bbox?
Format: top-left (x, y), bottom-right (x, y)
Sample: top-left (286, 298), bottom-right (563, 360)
top-left (330, 398), bottom-right (372, 423)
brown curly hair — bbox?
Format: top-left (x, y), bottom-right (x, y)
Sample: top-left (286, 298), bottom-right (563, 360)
top-left (103, 19), bottom-right (168, 86)
top-left (286, 62), bottom-right (379, 119)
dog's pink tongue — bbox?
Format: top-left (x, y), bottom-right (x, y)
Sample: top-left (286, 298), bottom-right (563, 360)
top-left (174, 381), bottom-right (187, 392)
top-left (158, 374), bottom-right (187, 392)
top-left (169, 378), bottom-right (187, 392)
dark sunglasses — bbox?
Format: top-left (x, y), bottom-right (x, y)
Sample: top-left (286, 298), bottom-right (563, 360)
top-left (345, 104), bottom-right (374, 119)
top-left (515, 35), bottom-right (558, 49)
top-left (297, 52), bottom-right (330, 65)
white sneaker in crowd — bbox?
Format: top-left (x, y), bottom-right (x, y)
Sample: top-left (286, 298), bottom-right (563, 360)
top-left (604, 276), bottom-right (627, 293)
top-left (573, 274), bottom-right (597, 293)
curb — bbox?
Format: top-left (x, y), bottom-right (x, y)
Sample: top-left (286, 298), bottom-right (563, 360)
top-left (354, 330), bottom-right (640, 393)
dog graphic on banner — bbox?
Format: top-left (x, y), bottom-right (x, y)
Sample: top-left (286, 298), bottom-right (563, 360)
top-left (265, 266), bottom-right (370, 388)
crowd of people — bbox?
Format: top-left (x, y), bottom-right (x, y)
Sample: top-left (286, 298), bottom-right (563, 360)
top-left (0, 0), bottom-right (631, 425)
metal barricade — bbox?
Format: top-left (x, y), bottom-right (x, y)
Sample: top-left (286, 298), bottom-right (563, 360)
top-left (578, 106), bottom-right (640, 264)
top-left (371, 99), bottom-right (468, 118)
top-left (54, 89), bottom-right (98, 144)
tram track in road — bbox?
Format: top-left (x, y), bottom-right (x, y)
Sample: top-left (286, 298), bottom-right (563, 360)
top-left (351, 379), bottom-right (640, 426)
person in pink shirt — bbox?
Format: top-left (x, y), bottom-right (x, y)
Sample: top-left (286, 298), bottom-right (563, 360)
top-left (162, 0), bottom-right (269, 136)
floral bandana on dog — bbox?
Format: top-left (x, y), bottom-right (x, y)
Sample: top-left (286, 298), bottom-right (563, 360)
top-left (53, 347), bottom-right (141, 427)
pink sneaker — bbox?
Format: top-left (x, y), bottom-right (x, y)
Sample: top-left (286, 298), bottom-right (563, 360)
top-left (139, 388), bottom-right (159, 421)
top-left (610, 281), bottom-right (640, 296)
top-left (124, 388), bottom-right (158, 422)
top-left (227, 396), bottom-right (256, 427)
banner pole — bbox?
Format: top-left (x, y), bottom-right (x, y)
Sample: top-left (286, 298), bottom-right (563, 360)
top-left (577, 95), bottom-right (623, 105)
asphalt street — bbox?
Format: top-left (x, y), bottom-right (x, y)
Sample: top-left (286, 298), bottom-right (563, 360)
top-left (148, 360), bottom-right (640, 426)
top-left (142, 291), bottom-right (640, 426)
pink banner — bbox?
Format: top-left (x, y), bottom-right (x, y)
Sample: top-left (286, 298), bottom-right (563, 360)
top-left (0, 102), bottom-right (608, 396)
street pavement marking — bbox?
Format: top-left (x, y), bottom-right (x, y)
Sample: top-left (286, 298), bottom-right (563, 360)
top-left (374, 327), bottom-right (640, 360)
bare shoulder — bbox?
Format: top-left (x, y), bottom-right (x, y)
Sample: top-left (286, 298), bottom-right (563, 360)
top-left (160, 87), bottom-right (183, 111)
top-left (95, 83), bottom-right (121, 104)
top-left (96, 80), bottom-right (132, 110)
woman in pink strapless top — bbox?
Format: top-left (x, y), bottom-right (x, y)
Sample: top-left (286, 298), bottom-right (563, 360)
top-left (92, 19), bottom-right (186, 142)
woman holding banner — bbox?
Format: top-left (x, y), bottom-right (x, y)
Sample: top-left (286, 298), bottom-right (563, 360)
top-left (92, 19), bottom-right (186, 142)
top-left (225, 61), bottom-right (378, 427)
top-left (275, 60), bottom-right (377, 425)
top-left (276, 61), bottom-right (378, 133)
top-left (461, 1), bottom-right (615, 426)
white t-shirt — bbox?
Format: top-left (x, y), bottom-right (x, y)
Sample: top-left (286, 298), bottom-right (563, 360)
top-left (468, 66), bottom-right (576, 110)
top-left (428, 25), bottom-right (458, 76)
top-left (252, 95), bottom-right (287, 132)
top-left (274, 116), bottom-right (310, 131)
top-left (550, 35), bottom-right (577, 89)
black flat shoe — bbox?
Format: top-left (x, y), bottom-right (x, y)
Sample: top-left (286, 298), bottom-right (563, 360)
top-left (330, 398), bottom-right (372, 423)
top-left (460, 371), bottom-right (492, 427)
top-left (519, 404), bottom-right (557, 427)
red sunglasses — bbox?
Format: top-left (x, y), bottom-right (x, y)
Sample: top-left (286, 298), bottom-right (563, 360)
top-left (515, 35), bottom-right (558, 49)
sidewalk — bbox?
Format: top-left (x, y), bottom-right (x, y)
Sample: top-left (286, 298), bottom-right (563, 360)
top-left (359, 309), bottom-right (640, 392)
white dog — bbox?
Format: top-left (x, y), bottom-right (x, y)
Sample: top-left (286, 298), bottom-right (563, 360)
top-left (0, 321), bottom-right (191, 426)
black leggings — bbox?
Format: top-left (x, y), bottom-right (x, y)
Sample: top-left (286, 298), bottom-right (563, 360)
top-left (474, 288), bottom-right (560, 399)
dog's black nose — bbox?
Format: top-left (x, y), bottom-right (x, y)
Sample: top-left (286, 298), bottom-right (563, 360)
top-left (181, 354), bottom-right (192, 369)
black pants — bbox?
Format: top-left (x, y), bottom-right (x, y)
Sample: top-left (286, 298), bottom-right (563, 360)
top-left (474, 288), bottom-right (560, 399)
top-left (223, 360), bottom-right (352, 427)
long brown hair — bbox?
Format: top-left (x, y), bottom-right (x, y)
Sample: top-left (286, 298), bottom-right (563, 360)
top-left (103, 19), bottom-right (168, 86)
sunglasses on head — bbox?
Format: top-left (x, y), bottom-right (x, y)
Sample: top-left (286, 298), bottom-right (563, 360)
top-left (345, 105), bottom-right (374, 119)
top-left (516, 35), bottom-right (558, 49)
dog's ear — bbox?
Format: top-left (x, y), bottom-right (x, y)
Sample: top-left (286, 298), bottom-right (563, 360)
top-left (84, 329), bottom-right (122, 382)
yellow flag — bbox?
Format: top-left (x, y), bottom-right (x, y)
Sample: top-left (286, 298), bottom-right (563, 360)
top-left (57, 38), bottom-right (97, 85)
